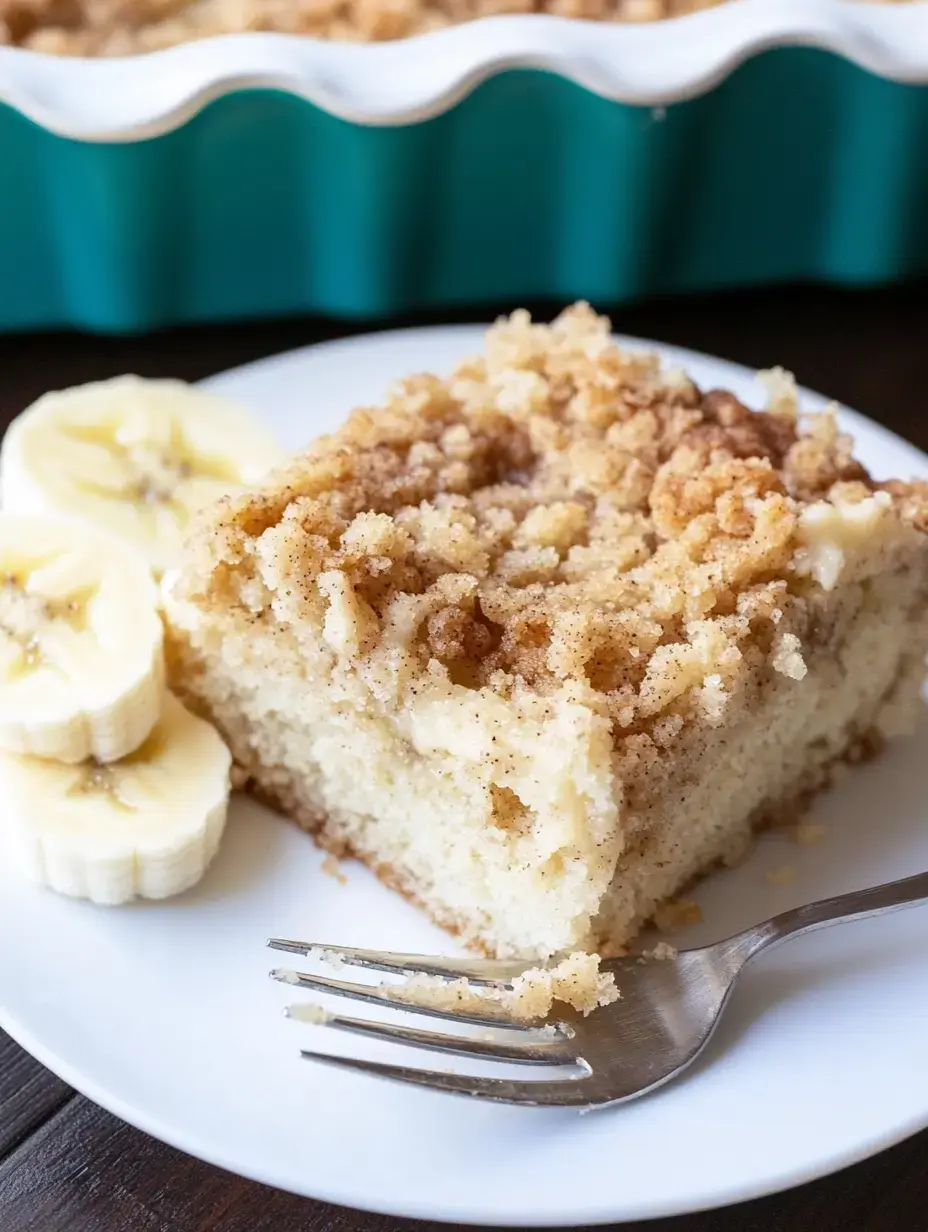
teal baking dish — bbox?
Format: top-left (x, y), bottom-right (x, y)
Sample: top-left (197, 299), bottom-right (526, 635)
top-left (0, 7), bottom-right (927, 331)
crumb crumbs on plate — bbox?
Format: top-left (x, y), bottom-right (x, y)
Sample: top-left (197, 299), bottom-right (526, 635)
top-left (794, 822), bottom-right (827, 846)
top-left (599, 939), bottom-right (630, 960)
top-left (639, 941), bottom-right (678, 962)
top-left (766, 865), bottom-right (797, 887)
top-left (230, 764), bottom-right (250, 791)
top-left (322, 853), bottom-right (348, 885)
top-left (653, 899), bottom-right (703, 932)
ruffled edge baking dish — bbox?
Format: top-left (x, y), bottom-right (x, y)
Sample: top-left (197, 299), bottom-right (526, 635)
top-left (0, 0), bottom-right (926, 140)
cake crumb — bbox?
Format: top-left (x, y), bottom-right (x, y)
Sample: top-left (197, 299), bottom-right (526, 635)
top-left (598, 939), bottom-right (630, 960)
top-left (230, 764), bottom-right (250, 791)
top-left (794, 822), bottom-right (827, 846)
top-left (720, 829), bottom-right (753, 868)
top-left (766, 865), bottom-right (797, 886)
top-left (639, 941), bottom-right (678, 962)
top-left (321, 853), bottom-right (348, 885)
top-left (287, 1001), bottom-right (332, 1025)
top-left (509, 951), bottom-right (620, 1018)
top-left (653, 899), bottom-right (703, 932)
top-left (309, 947), bottom-right (347, 971)
top-left (398, 951), bottom-right (618, 1022)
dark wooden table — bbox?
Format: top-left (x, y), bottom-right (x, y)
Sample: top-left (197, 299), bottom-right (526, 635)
top-left (2, 284), bottom-right (928, 1232)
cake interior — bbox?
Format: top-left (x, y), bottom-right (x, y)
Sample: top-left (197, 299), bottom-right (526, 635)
top-left (167, 558), bottom-right (928, 959)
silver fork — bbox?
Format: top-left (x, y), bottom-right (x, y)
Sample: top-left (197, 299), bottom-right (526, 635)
top-left (269, 870), bottom-right (928, 1109)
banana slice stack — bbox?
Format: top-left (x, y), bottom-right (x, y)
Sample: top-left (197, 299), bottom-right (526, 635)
top-left (0, 375), bottom-right (283, 576)
top-left (1, 693), bottom-right (231, 905)
top-left (0, 375), bottom-right (275, 905)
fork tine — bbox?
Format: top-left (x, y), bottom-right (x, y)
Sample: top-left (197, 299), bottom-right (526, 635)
top-left (267, 938), bottom-right (525, 987)
top-left (270, 967), bottom-right (530, 1030)
top-left (300, 1051), bottom-right (597, 1107)
top-left (288, 1009), bottom-right (576, 1065)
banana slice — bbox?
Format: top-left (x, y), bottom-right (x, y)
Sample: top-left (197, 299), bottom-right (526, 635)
top-left (0, 692), bottom-right (231, 904)
top-left (0, 514), bottom-right (163, 763)
top-left (0, 376), bottom-right (284, 576)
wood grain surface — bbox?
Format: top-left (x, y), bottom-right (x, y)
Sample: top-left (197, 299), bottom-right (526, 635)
top-left (2, 283), bottom-right (927, 1232)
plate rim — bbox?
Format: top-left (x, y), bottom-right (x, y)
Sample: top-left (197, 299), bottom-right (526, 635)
top-left (3, 1000), bottom-right (928, 1227)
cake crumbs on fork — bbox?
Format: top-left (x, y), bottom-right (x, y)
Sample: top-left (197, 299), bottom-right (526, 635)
top-left (396, 951), bottom-right (619, 1021)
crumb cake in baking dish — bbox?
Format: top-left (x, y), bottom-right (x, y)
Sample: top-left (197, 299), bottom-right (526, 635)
top-left (163, 304), bottom-right (928, 960)
top-left (2, 0), bottom-right (912, 54)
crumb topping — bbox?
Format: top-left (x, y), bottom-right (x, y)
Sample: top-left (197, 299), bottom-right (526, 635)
top-left (176, 303), bottom-right (928, 744)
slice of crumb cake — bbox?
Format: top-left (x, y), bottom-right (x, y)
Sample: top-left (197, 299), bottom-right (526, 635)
top-left (163, 305), bottom-right (928, 960)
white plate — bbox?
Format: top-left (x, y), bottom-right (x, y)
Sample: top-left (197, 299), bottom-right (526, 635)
top-left (2, 326), bottom-right (928, 1227)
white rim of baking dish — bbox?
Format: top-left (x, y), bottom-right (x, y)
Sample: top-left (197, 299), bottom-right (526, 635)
top-left (0, 0), bottom-right (926, 141)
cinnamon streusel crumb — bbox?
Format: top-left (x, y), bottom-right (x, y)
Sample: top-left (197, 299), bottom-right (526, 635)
top-left (176, 302), bottom-right (926, 746)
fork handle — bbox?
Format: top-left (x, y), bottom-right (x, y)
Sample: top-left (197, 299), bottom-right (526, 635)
top-left (723, 869), bottom-right (928, 967)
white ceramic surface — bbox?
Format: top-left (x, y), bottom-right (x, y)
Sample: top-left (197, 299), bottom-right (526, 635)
top-left (1, 327), bottom-right (928, 1226)
top-left (0, 0), bottom-right (926, 138)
